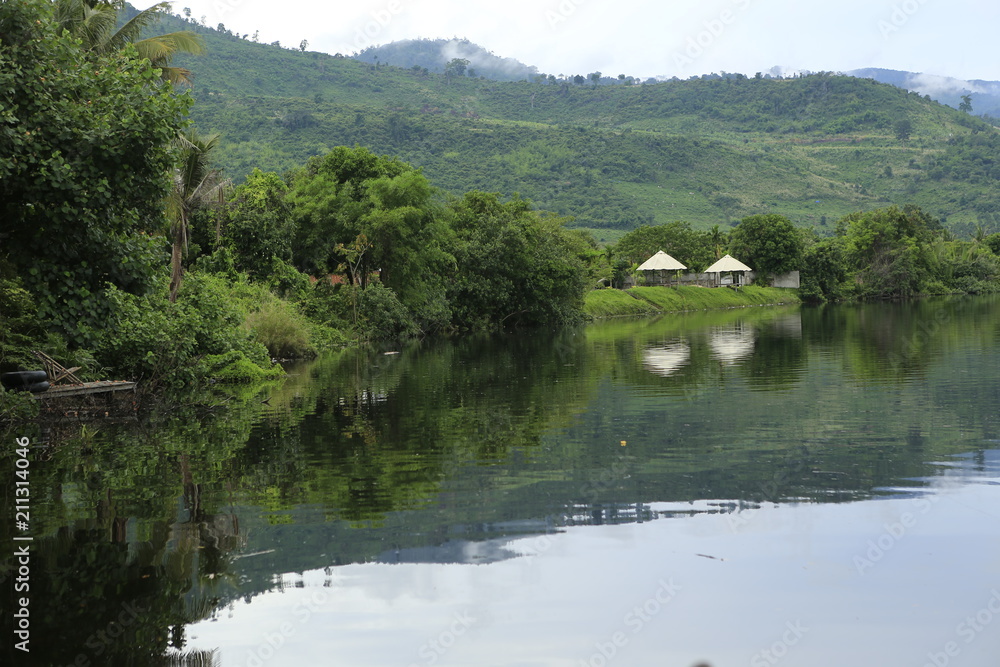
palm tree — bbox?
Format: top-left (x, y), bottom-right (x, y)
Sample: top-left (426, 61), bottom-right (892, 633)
top-left (54, 0), bottom-right (204, 84)
top-left (709, 225), bottom-right (726, 260)
top-left (167, 130), bottom-right (230, 302)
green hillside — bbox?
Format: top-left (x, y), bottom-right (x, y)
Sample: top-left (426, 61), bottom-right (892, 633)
top-left (164, 13), bottom-right (1000, 238)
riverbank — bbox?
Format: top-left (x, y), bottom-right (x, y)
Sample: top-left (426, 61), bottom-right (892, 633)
top-left (583, 285), bottom-right (800, 318)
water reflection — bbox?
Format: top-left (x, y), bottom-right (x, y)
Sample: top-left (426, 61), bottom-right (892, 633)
top-left (708, 325), bottom-right (756, 365)
top-left (4, 295), bottom-right (1000, 666)
top-left (642, 341), bottom-right (690, 377)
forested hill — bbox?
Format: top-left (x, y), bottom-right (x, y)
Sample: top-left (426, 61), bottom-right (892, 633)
top-left (162, 11), bottom-right (1000, 239)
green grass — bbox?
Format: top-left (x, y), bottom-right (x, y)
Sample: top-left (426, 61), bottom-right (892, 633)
top-left (583, 288), bottom-right (659, 317)
top-left (583, 285), bottom-right (799, 318)
top-left (626, 285), bottom-right (800, 311)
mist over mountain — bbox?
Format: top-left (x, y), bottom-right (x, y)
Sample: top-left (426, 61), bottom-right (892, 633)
top-left (353, 38), bottom-right (539, 82)
top-left (847, 68), bottom-right (1000, 118)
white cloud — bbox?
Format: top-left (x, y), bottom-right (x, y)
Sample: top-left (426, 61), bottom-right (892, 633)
top-left (904, 73), bottom-right (983, 97)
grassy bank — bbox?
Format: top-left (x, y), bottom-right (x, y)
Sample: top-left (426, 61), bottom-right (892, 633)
top-left (584, 286), bottom-right (800, 318)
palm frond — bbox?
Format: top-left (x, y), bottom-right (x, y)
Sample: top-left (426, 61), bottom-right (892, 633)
top-left (104, 1), bottom-right (171, 52)
top-left (134, 31), bottom-right (205, 62)
top-left (157, 65), bottom-right (196, 86)
top-left (53, 0), bottom-right (117, 50)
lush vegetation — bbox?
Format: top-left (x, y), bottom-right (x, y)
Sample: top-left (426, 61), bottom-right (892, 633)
top-left (6, 0), bottom-right (1000, 414)
top-left (149, 13), bottom-right (1000, 235)
top-left (0, 1), bottom-right (598, 402)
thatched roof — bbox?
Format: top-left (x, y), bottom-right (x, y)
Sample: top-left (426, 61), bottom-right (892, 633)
top-left (705, 254), bottom-right (752, 273)
top-left (637, 250), bottom-right (687, 271)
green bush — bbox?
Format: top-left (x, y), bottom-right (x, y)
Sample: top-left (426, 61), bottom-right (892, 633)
top-left (357, 283), bottom-right (419, 339)
top-left (0, 388), bottom-right (39, 422)
top-left (92, 273), bottom-right (276, 387)
top-left (191, 247), bottom-right (240, 282)
top-left (244, 295), bottom-right (315, 358)
top-left (265, 257), bottom-right (313, 301)
top-left (199, 350), bottom-right (285, 382)
top-left (0, 276), bottom-right (48, 372)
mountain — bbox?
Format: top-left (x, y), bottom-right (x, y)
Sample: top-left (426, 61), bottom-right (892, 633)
top-left (847, 68), bottom-right (1000, 118)
top-left (353, 38), bottom-right (539, 82)
top-left (158, 12), bottom-right (1000, 240)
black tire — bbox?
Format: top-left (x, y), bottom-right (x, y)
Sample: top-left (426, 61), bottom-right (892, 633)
top-left (1, 370), bottom-right (48, 389)
top-left (4, 380), bottom-right (48, 393)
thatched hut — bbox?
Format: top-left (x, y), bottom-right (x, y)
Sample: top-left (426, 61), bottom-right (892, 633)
top-left (637, 251), bottom-right (687, 286)
top-left (705, 254), bottom-right (752, 287)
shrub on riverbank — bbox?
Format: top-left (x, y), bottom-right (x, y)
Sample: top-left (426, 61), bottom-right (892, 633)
top-left (243, 292), bottom-right (315, 359)
top-left (92, 274), bottom-right (278, 388)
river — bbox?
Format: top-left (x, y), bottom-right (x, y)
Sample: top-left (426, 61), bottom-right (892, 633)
top-left (3, 296), bottom-right (1000, 666)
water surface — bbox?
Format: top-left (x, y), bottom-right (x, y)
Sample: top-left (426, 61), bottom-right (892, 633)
top-left (3, 297), bottom-right (1000, 666)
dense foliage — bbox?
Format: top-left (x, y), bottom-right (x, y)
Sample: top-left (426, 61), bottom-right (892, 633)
top-left (446, 192), bottom-right (590, 327)
top-left (798, 205), bottom-right (1000, 301)
top-left (0, 0), bottom-right (190, 346)
top-left (197, 147), bottom-right (594, 335)
top-left (729, 214), bottom-right (803, 282)
top-left (0, 0), bottom-right (276, 388)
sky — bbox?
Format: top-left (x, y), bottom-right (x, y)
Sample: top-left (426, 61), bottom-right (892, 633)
top-left (138, 0), bottom-right (1000, 82)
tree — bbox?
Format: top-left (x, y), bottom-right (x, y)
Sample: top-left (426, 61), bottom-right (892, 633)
top-left (984, 233), bottom-right (1000, 256)
top-left (612, 222), bottom-right (714, 271)
top-left (53, 0), bottom-right (204, 84)
top-left (894, 118), bottom-right (913, 141)
top-left (708, 225), bottom-right (727, 260)
top-left (0, 0), bottom-right (190, 344)
top-left (299, 38), bottom-right (308, 51)
top-left (960, 94), bottom-right (973, 114)
top-left (220, 169), bottom-right (296, 278)
top-left (287, 147), bottom-right (455, 331)
top-left (446, 192), bottom-right (588, 328)
top-left (798, 238), bottom-right (847, 302)
top-left (837, 205), bottom-right (939, 297)
top-left (167, 130), bottom-right (230, 302)
top-left (444, 57), bottom-right (469, 84)
top-left (573, 74), bottom-right (585, 85)
top-left (729, 214), bottom-right (802, 282)
top-left (589, 71), bottom-right (601, 87)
